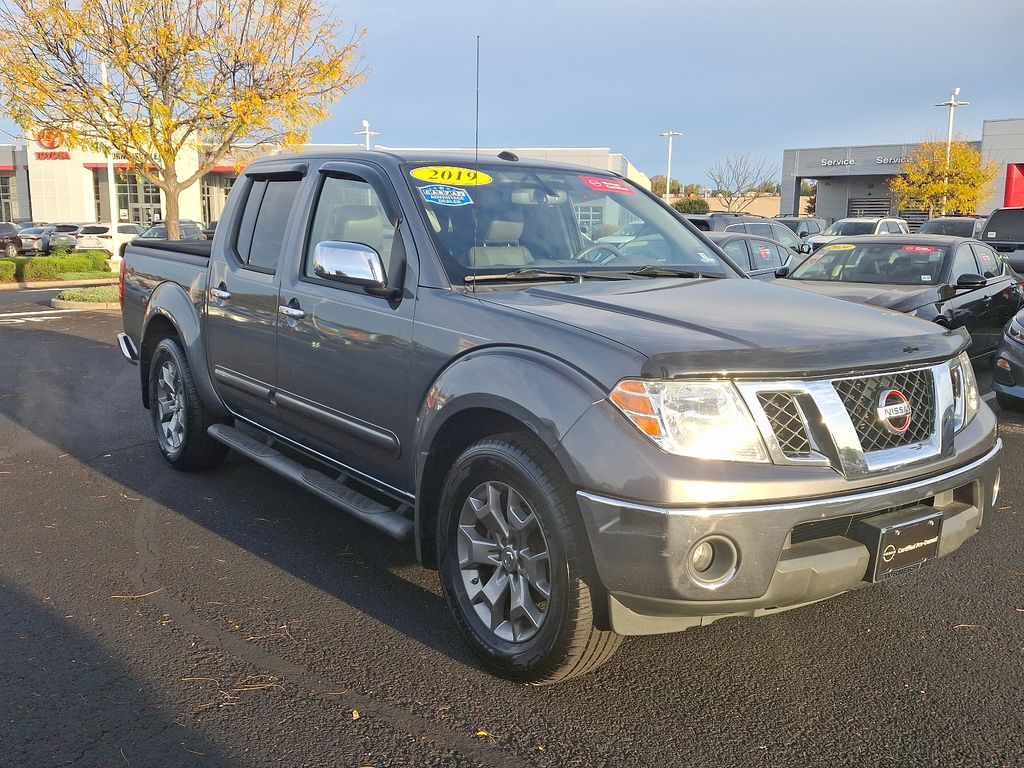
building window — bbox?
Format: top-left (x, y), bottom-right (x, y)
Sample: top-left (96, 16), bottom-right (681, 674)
top-left (574, 204), bottom-right (604, 237)
top-left (201, 174), bottom-right (237, 224)
top-left (115, 171), bottom-right (162, 225)
top-left (0, 176), bottom-right (14, 222)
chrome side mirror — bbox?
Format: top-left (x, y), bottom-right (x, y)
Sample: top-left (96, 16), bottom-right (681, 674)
top-left (312, 241), bottom-right (388, 293)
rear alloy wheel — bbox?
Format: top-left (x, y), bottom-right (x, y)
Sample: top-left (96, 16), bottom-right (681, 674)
top-left (438, 434), bottom-right (622, 684)
top-left (148, 337), bottom-right (227, 470)
top-left (5, 242), bottom-right (16, 258)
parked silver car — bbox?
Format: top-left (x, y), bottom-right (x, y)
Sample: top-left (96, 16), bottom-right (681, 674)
top-left (48, 224), bottom-right (83, 251)
top-left (17, 225), bottom-right (56, 254)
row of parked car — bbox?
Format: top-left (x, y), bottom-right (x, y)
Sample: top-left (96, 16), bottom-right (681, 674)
top-left (0, 219), bottom-right (213, 259)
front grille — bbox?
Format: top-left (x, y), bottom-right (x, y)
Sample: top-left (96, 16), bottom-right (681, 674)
top-left (832, 369), bottom-right (934, 452)
top-left (758, 392), bottom-right (811, 457)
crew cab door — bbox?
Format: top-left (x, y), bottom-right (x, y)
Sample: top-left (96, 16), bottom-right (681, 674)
top-left (205, 164), bottom-right (305, 430)
top-left (275, 162), bottom-right (416, 493)
top-left (972, 242), bottom-right (1023, 348)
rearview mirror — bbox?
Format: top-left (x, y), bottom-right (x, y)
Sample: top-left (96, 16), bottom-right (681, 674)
top-left (775, 265), bottom-right (792, 278)
top-left (312, 241), bottom-right (389, 294)
top-left (956, 273), bottom-right (987, 290)
top-left (799, 243), bottom-right (811, 254)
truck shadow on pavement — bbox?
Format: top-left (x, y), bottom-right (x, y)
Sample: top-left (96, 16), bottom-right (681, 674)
top-left (0, 321), bottom-right (475, 668)
top-left (0, 581), bottom-right (230, 767)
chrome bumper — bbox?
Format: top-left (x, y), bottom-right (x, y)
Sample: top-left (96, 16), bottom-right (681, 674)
top-left (117, 332), bottom-right (139, 365)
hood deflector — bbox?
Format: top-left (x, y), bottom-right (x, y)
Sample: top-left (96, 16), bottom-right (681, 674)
top-left (642, 327), bottom-right (970, 380)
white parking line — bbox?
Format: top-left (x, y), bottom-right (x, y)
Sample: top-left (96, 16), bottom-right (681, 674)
top-left (0, 308), bottom-right (80, 318)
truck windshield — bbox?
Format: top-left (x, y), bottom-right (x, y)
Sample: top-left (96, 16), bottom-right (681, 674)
top-left (405, 164), bottom-right (737, 282)
top-left (790, 242), bottom-right (948, 285)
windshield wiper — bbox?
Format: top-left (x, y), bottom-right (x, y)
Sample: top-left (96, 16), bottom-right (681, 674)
top-left (464, 269), bottom-right (624, 284)
top-left (626, 265), bottom-right (712, 278)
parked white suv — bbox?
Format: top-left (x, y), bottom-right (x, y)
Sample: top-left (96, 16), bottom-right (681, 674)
top-left (76, 223), bottom-right (147, 259)
top-left (806, 217), bottom-right (909, 252)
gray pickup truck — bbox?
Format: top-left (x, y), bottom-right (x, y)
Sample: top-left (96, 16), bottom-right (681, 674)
top-left (118, 150), bottom-right (1002, 684)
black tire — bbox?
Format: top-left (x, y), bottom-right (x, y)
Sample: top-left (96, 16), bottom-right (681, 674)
top-left (148, 337), bottom-right (228, 470)
top-left (4, 242), bottom-right (15, 258)
top-left (437, 433), bottom-right (622, 684)
top-left (996, 393), bottom-right (1024, 412)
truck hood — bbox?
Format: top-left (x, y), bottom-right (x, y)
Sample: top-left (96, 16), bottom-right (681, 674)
top-left (778, 280), bottom-right (941, 313)
top-left (478, 277), bottom-right (968, 378)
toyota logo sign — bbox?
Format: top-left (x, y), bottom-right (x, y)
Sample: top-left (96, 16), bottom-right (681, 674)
top-left (877, 389), bottom-right (912, 435)
top-left (35, 128), bottom-right (65, 150)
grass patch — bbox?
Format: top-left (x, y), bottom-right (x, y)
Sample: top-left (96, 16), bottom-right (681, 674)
top-left (56, 285), bottom-right (119, 303)
top-left (0, 260), bottom-right (14, 282)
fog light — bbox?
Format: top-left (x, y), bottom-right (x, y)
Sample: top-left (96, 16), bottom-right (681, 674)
top-left (686, 535), bottom-right (739, 588)
top-left (997, 358), bottom-right (1011, 371)
top-left (691, 541), bottom-right (714, 572)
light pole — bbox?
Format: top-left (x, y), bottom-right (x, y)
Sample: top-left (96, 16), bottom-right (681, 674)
top-left (659, 131), bottom-right (682, 202)
top-left (355, 119), bottom-right (380, 150)
top-left (935, 87), bottom-right (969, 215)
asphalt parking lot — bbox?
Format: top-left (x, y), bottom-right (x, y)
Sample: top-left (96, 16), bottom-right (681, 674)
top-left (1, 297), bottom-right (1022, 768)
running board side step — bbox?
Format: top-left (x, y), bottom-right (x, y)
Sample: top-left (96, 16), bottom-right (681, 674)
top-left (207, 424), bottom-right (414, 541)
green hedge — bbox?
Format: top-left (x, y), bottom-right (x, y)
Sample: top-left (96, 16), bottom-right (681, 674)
top-left (672, 197), bottom-right (711, 214)
top-left (0, 253), bottom-right (112, 284)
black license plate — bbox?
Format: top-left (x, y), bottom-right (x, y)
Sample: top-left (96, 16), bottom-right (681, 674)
top-left (851, 507), bottom-right (943, 582)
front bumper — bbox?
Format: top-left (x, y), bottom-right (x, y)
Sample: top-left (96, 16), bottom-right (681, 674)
top-left (993, 335), bottom-right (1024, 403)
top-left (577, 439), bottom-right (1001, 635)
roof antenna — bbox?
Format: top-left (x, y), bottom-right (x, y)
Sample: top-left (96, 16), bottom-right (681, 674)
top-left (471, 34), bottom-right (480, 291)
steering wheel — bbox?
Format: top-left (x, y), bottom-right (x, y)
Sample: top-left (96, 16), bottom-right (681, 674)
top-left (572, 243), bottom-right (627, 264)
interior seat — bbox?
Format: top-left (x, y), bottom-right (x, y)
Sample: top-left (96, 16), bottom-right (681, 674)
top-left (467, 218), bottom-right (534, 268)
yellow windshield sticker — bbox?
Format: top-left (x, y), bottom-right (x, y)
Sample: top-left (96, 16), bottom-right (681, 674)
top-left (823, 243), bottom-right (855, 250)
top-left (410, 166), bottom-right (492, 186)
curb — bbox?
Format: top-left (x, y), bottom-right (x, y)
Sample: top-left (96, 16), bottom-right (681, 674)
top-left (0, 278), bottom-right (118, 291)
top-left (50, 298), bottom-right (120, 312)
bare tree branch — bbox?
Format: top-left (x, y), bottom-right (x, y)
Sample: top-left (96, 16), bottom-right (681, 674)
top-left (705, 155), bottom-right (781, 212)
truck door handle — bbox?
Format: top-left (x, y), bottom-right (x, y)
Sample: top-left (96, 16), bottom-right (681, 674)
top-left (279, 305), bottom-right (306, 319)
top-left (210, 287), bottom-right (231, 301)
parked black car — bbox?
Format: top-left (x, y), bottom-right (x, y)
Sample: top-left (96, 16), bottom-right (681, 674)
top-left (918, 216), bottom-right (987, 239)
top-left (780, 234), bottom-right (1023, 358)
top-left (0, 221), bottom-right (23, 257)
top-left (722, 219), bottom-right (810, 256)
top-left (992, 308), bottom-right (1024, 409)
top-left (139, 219), bottom-right (207, 240)
top-left (682, 211), bottom-right (767, 232)
top-left (980, 206), bottom-right (1024, 272)
top-left (774, 216), bottom-right (827, 239)
top-left (703, 231), bottom-right (797, 279)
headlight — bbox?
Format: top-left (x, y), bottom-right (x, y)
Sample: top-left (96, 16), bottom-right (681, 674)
top-left (951, 351), bottom-right (979, 432)
top-left (610, 379), bottom-right (769, 462)
top-left (1005, 315), bottom-right (1024, 344)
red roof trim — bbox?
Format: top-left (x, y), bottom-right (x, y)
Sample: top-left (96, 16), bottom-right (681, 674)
top-left (209, 165), bottom-right (237, 173)
top-left (0, 165), bottom-right (14, 172)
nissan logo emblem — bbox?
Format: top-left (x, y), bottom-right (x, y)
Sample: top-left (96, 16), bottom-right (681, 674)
top-left (877, 388), bottom-right (912, 435)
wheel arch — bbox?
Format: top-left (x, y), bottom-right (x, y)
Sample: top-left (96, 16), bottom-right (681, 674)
top-left (413, 347), bottom-right (606, 569)
top-left (139, 282), bottom-right (226, 417)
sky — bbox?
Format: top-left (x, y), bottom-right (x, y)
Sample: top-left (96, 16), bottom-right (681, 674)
top-left (317, 0), bottom-right (1024, 185)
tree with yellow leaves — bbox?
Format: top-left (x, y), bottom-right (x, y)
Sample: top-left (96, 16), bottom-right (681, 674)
top-left (889, 140), bottom-right (997, 218)
top-left (0, 0), bottom-right (365, 238)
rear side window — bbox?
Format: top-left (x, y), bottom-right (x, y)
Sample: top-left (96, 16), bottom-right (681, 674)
top-left (983, 210), bottom-right (1024, 241)
top-left (972, 244), bottom-right (1002, 278)
top-left (749, 239), bottom-right (785, 269)
top-left (236, 179), bottom-right (300, 271)
top-left (746, 223), bottom-right (774, 237)
top-left (721, 239), bottom-right (751, 270)
top-left (0, 223), bottom-right (16, 234)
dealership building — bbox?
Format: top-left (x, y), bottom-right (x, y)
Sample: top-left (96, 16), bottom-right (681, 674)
top-left (781, 117), bottom-right (1024, 225)
top-left (0, 136), bottom-right (649, 227)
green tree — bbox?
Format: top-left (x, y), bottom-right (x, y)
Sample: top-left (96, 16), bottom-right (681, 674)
top-left (650, 175), bottom-right (681, 197)
top-left (888, 140), bottom-right (997, 217)
top-left (802, 180), bottom-right (817, 215)
top-left (672, 198), bottom-right (710, 214)
top-left (683, 182), bottom-right (705, 196)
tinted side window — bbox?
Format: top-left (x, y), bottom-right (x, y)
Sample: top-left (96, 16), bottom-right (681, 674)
top-left (305, 175), bottom-right (396, 277)
top-left (721, 239), bottom-right (751, 270)
top-left (950, 244), bottom-right (981, 279)
top-left (235, 179), bottom-right (300, 271)
top-left (806, 220), bottom-right (821, 234)
top-left (746, 223), bottom-right (774, 237)
top-left (971, 244), bottom-right (1002, 278)
top-left (983, 210), bottom-right (1024, 241)
top-left (0, 223), bottom-right (16, 234)
top-left (771, 224), bottom-right (802, 249)
top-left (749, 239), bottom-right (784, 269)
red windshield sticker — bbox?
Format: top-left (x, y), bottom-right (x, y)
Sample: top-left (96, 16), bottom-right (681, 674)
top-left (579, 176), bottom-right (634, 194)
top-left (901, 245), bottom-right (937, 252)
top-left (758, 246), bottom-right (772, 262)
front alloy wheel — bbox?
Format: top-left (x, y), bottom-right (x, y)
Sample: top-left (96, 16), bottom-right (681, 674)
top-left (438, 434), bottom-right (622, 684)
top-left (457, 481), bottom-right (551, 643)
